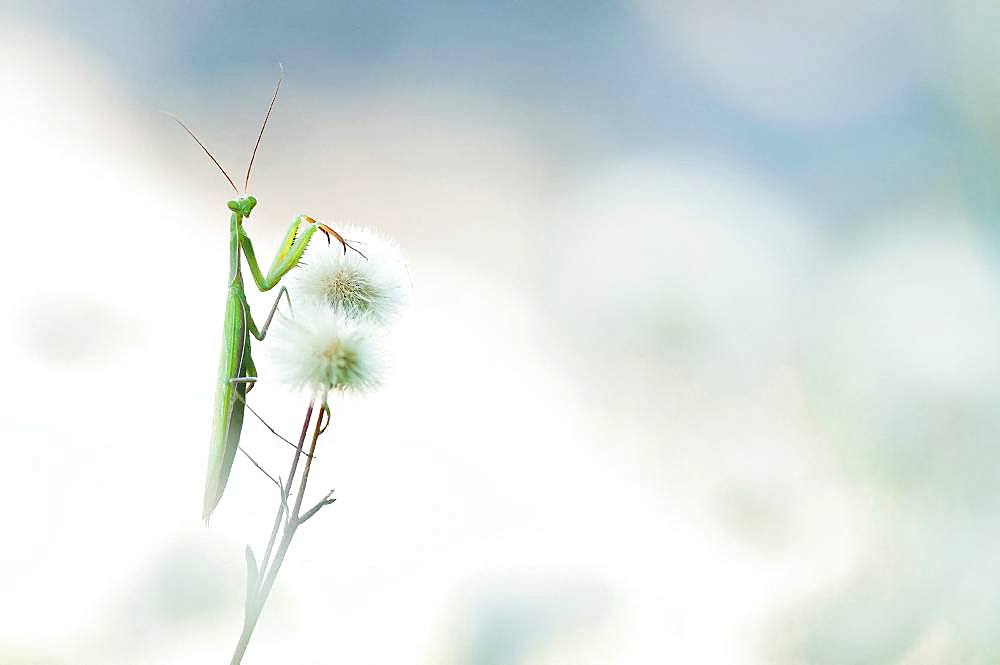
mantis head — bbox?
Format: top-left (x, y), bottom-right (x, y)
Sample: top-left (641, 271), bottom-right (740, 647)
top-left (171, 67), bottom-right (285, 224)
top-left (228, 196), bottom-right (258, 218)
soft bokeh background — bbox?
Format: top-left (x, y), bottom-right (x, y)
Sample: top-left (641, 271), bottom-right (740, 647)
top-left (2, 2), bottom-right (998, 663)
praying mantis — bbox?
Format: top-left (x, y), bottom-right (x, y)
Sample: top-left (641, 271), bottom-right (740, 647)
top-left (169, 71), bottom-right (356, 522)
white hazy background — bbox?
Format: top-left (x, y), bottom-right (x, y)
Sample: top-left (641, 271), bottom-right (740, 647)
top-left (2, 2), bottom-right (1000, 663)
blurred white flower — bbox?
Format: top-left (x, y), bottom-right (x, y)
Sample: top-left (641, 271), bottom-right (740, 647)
top-left (270, 302), bottom-right (382, 394)
top-left (296, 226), bottom-right (410, 326)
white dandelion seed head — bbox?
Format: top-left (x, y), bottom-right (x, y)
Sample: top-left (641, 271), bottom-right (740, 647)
top-left (295, 225), bottom-right (410, 326)
top-left (270, 302), bottom-right (383, 394)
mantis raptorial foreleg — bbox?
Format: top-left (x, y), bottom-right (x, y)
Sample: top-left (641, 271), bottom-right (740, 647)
top-left (241, 217), bottom-right (329, 292)
top-left (241, 215), bottom-right (364, 293)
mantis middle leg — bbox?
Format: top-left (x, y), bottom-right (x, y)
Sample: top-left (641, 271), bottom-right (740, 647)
top-left (245, 286), bottom-right (291, 342)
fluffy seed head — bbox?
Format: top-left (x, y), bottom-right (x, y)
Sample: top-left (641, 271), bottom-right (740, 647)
top-left (295, 226), bottom-right (410, 326)
top-left (270, 302), bottom-right (382, 394)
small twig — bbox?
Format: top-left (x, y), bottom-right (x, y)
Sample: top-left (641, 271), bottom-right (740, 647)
top-left (276, 476), bottom-right (290, 523)
top-left (318, 402), bottom-right (332, 435)
top-left (297, 489), bottom-right (336, 525)
top-left (238, 446), bottom-right (281, 493)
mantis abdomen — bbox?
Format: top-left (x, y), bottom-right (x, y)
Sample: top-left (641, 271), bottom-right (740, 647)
top-left (205, 282), bottom-right (253, 521)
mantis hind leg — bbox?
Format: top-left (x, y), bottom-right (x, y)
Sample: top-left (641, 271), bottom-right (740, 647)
top-left (227, 384), bottom-right (311, 457)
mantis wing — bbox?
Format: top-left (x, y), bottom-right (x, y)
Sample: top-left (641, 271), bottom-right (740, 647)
top-left (204, 286), bottom-right (254, 522)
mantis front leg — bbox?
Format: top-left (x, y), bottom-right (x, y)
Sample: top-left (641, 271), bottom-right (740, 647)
top-left (240, 215), bottom-right (349, 292)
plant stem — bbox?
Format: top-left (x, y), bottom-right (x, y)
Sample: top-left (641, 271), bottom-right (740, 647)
top-left (230, 400), bottom-right (327, 665)
top-left (259, 400), bottom-right (315, 574)
top-left (290, 403), bottom-right (326, 521)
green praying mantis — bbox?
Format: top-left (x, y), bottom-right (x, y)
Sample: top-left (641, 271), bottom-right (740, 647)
top-left (169, 71), bottom-right (360, 522)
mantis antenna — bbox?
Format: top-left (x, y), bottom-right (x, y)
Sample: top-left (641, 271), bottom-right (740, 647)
top-left (165, 112), bottom-right (240, 195)
top-left (244, 64), bottom-right (284, 194)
